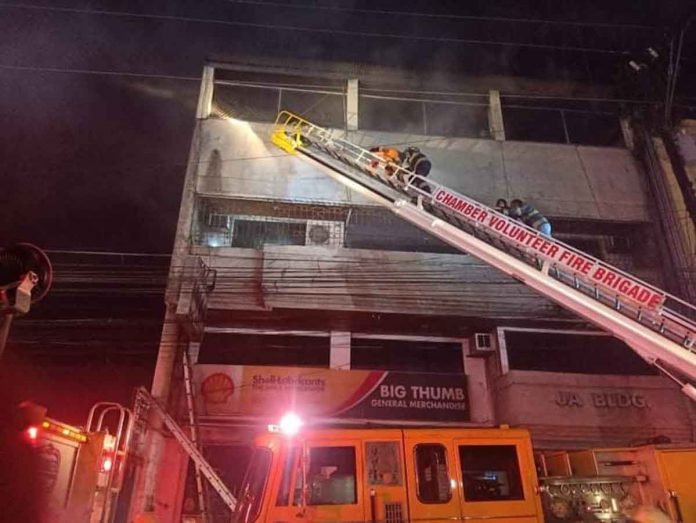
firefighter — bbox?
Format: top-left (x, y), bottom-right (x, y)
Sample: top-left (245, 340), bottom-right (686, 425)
top-left (401, 146), bottom-right (432, 193)
top-left (369, 146), bottom-right (402, 177)
top-left (369, 145), bottom-right (432, 194)
top-left (509, 199), bottom-right (552, 236)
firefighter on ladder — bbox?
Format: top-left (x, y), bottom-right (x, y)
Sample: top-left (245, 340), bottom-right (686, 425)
top-left (369, 145), bottom-right (432, 193)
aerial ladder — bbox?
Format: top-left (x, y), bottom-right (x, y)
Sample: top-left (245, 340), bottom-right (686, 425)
top-left (271, 111), bottom-right (696, 401)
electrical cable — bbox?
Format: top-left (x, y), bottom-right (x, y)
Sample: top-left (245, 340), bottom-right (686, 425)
top-left (0, 3), bottom-right (631, 55)
top-left (224, 0), bottom-right (659, 31)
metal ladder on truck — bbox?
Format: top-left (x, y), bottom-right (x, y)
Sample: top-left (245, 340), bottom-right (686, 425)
top-left (135, 388), bottom-right (237, 513)
top-left (272, 111), bottom-right (696, 400)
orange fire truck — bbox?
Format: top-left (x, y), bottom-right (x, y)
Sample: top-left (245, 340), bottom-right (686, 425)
top-left (234, 424), bottom-right (543, 523)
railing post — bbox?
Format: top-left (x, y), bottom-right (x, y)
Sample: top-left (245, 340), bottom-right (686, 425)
top-left (196, 65), bottom-right (215, 120)
top-left (488, 90), bottom-right (506, 141)
top-left (347, 78), bottom-right (359, 131)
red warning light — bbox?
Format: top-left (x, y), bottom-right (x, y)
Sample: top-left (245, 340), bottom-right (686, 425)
top-left (26, 426), bottom-right (39, 440)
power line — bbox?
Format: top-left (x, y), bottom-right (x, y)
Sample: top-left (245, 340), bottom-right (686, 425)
top-left (0, 3), bottom-right (630, 55)
top-left (0, 63), bottom-right (199, 82)
top-left (47, 249), bottom-right (171, 257)
top-left (226, 0), bottom-right (659, 31)
top-left (5, 63), bottom-right (684, 109)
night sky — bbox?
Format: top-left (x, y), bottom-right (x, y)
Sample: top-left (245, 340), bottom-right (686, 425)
top-left (1, 0), bottom-right (695, 422)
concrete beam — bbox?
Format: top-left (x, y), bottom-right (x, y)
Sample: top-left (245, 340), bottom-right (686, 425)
top-left (347, 78), bottom-right (359, 131)
top-left (488, 89), bottom-right (506, 141)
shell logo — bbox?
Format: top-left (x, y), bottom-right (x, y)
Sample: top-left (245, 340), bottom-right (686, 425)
top-left (200, 372), bottom-right (235, 404)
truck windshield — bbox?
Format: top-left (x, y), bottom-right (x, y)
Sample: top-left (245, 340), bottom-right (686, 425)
top-left (233, 448), bottom-right (272, 523)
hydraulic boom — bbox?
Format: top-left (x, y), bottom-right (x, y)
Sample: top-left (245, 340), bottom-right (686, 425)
top-left (272, 111), bottom-right (696, 400)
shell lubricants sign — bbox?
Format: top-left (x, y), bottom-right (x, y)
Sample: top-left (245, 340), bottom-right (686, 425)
top-left (195, 365), bottom-right (469, 422)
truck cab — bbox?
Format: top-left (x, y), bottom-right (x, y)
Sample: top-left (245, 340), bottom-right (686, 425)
top-left (233, 426), bottom-right (543, 523)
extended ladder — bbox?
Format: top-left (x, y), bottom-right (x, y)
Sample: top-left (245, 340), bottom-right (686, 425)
top-left (272, 111), bottom-right (696, 399)
top-left (135, 388), bottom-right (237, 511)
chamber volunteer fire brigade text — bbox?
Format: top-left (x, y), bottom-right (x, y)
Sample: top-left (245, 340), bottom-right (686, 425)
top-left (433, 189), bottom-right (664, 310)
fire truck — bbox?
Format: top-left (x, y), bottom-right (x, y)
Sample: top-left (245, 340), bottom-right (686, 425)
top-left (236, 423), bottom-right (543, 523)
top-left (234, 422), bottom-right (696, 523)
top-left (16, 400), bottom-right (134, 523)
top-left (139, 396), bottom-right (694, 523)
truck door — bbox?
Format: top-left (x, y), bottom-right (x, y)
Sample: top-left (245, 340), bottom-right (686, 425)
top-left (404, 433), bottom-right (462, 522)
top-left (657, 449), bottom-right (696, 523)
top-left (362, 438), bottom-right (409, 523)
top-left (268, 438), bottom-right (365, 522)
top-left (453, 436), bottom-right (541, 523)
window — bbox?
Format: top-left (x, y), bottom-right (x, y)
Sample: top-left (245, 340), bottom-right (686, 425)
top-left (345, 207), bottom-right (458, 254)
top-left (232, 219), bottom-right (307, 249)
top-left (198, 333), bottom-right (330, 367)
top-left (280, 90), bottom-right (345, 128)
top-left (557, 236), bottom-right (604, 259)
top-left (204, 445), bottom-right (252, 520)
top-left (351, 339), bottom-right (464, 373)
top-left (425, 102), bottom-right (489, 139)
top-left (503, 330), bottom-right (657, 376)
top-left (276, 447), bottom-right (299, 506)
top-left (212, 84), bottom-right (279, 123)
top-left (365, 442), bottom-right (402, 486)
top-left (308, 446), bottom-right (357, 505)
top-left (563, 112), bottom-right (622, 147)
top-left (502, 106), bottom-right (567, 144)
top-left (234, 448), bottom-right (272, 523)
top-left (458, 445), bottom-right (524, 502)
top-left (415, 444), bottom-right (451, 504)
top-left (360, 97), bottom-right (424, 134)
top-left (208, 213), bottom-right (230, 229)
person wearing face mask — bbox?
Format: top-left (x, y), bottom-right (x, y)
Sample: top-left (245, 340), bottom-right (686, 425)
top-left (509, 198), bottom-right (552, 237)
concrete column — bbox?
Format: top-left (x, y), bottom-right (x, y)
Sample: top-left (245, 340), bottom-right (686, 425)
top-left (134, 307), bottom-right (181, 515)
top-left (347, 79), bottom-right (359, 131)
top-left (196, 65), bottom-right (215, 119)
top-left (330, 331), bottom-right (351, 370)
top-left (133, 70), bottom-right (208, 517)
top-left (488, 90), bottom-right (506, 141)
top-left (462, 338), bottom-right (496, 424)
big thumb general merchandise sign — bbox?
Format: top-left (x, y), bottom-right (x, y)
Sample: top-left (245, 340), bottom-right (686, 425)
top-left (195, 364), bottom-right (469, 422)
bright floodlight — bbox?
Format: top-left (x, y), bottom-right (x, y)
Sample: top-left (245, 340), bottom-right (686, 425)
top-left (279, 413), bottom-right (302, 436)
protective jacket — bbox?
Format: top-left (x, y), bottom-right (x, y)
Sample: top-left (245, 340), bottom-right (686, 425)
top-left (509, 203), bottom-right (549, 230)
top-left (370, 146), bottom-right (401, 163)
top-left (402, 150), bottom-right (431, 177)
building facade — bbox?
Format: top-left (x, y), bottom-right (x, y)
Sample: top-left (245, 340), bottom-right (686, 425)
top-left (135, 63), bottom-right (696, 521)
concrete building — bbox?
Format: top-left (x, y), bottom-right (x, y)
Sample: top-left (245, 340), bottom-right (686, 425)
top-left (135, 63), bottom-right (696, 521)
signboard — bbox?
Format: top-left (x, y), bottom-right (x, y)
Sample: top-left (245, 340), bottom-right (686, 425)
top-left (495, 371), bottom-right (692, 445)
top-left (432, 189), bottom-right (665, 311)
top-left (195, 364), bottom-right (469, 422)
